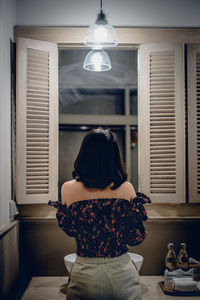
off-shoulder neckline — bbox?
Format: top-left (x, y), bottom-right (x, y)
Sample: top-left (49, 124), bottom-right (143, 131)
top-left (66, 198), bottom-right (131, 209)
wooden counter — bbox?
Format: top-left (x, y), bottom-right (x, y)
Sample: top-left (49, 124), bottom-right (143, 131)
top-left (22, 276), bottom-right (200, 299)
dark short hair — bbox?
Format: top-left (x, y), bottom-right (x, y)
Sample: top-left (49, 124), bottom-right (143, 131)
top-left (72, 128), bottom-right (127, 189)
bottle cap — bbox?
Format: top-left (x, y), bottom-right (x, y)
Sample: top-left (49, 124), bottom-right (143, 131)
top-left (181, 243), bottom-right (186, 248)
top-left (168, 243), bottom-right (174, 249)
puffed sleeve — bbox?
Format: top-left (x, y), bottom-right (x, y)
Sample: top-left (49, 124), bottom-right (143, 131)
top-left (48, 200), bottom-right (75, 237)
top-left (124, 192), bottom-right (151, 246)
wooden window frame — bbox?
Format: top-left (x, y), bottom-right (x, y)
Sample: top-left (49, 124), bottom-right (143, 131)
top-left (14, 27), bottom-right (200, 45)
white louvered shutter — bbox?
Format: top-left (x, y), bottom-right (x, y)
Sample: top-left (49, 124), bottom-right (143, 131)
top-left (138, 43), bottom-right (185, 203)
top-left (188, 45), bottom-right (200, 203)
top-left (16, 38), bottom-right (58, 204)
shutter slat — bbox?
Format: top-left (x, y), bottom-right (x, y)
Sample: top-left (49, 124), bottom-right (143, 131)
top-left (26, 171), bottom-right (49, 175)
top-left (27, 129), bottom-right (49, 134)
top-left (26, 190), bottom-right (49, 194)
top-left (27, 86), bottom-right (49, 92)
top-left (27, 121), bottom-right (49, 126)
top-left (27, 114), bottom-right (49, 120)
top-left (27, 60), bottom-right (49, 67)
top-left (27, 95), bottom-right (49, 100)
top-left (27, 160), bottom-right (49, 163)
top-left (27, 102), bottom-right (49, 108)
top-left (27, 110), bottom-right (49, 116)
top-left (26, 66), bottom-right (49, 75)
top-left (150, 102), bottom-right (175, 106)
top-left (27, 79), bottom-right (49, 86)
top-left (150, 129), bottom-right (175, 133)
top-left (27, 133), bottom-right (49, 137)
top-left (27, 89), bottom-right (49, 95)
top-left (27, 106), bottom-right (49, 112)
top-left (151, 175), bottom-right (176, 178)
top-left (27, 72), bottom-right (49, 80)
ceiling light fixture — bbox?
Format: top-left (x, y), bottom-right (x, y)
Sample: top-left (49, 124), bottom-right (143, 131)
top-left (84, 0), bottom-right (118, 48)
top-left (83, 49), bottom-right (111, 72)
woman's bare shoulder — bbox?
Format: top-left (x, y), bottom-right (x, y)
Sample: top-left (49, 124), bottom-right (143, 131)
top-left (62, 179), bottom-right (76, 188)
top-left (61, 179), bottom-right (81, 205)
top-left (120, 181), bottom-right (137, 201)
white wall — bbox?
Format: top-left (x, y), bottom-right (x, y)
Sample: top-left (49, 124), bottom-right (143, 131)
top-left (16, 0), bottom-right (200, 27)
top-left (0, 0), bottom-right (16, 228)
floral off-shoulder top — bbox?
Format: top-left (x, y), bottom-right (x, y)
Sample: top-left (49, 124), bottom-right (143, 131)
top-left (48, 192), bottom-right (151, 258)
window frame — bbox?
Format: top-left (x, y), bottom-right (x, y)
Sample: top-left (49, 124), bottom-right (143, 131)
top-left (14, 27), bottom-right (200, 208)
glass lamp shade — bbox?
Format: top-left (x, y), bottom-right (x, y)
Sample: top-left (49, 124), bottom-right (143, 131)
top-left (84, 11), bottom-right (118, 48)
top-left (83, 49), bottom-right (111, 72)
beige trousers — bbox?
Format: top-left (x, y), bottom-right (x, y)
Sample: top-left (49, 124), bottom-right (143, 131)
top-left (66, 252), bottom-right (142, 300)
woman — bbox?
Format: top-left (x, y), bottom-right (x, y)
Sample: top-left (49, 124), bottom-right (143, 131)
top-left (49, 128), bottom-right (151, 300)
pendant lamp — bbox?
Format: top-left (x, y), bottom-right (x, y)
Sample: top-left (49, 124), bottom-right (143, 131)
top-left (84, 0), bottom-right (118, 48)
top-left (83, 49), bottom-right (111, 72)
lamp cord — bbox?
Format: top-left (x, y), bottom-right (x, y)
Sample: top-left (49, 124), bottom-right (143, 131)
top-left (100, 0), bottom-right (102, 12)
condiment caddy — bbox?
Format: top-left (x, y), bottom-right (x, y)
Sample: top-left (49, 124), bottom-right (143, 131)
top-left (160, 242), bottom-right (200, 295)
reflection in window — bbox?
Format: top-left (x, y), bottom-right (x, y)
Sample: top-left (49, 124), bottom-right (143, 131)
top-left (130, 89), bottom-right (137, 116)
top-left (60, 88), bottom-right (125, 115)
top-left (59, 49), bottom-right (137, 114)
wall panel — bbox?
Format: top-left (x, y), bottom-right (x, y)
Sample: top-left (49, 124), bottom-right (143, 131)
top-left (19, 219), bottom-right (200, 276)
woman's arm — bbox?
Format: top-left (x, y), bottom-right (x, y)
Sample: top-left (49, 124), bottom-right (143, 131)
top-left (48, 200), bottom-right (75, 237)
top-left (124, 192), bottom-right (151, 246)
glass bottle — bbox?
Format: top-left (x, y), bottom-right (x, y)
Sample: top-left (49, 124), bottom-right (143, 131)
top-left (177, 242), bottom-right (189, 271)
top-left (165, 243), bottom-right (177, 271)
